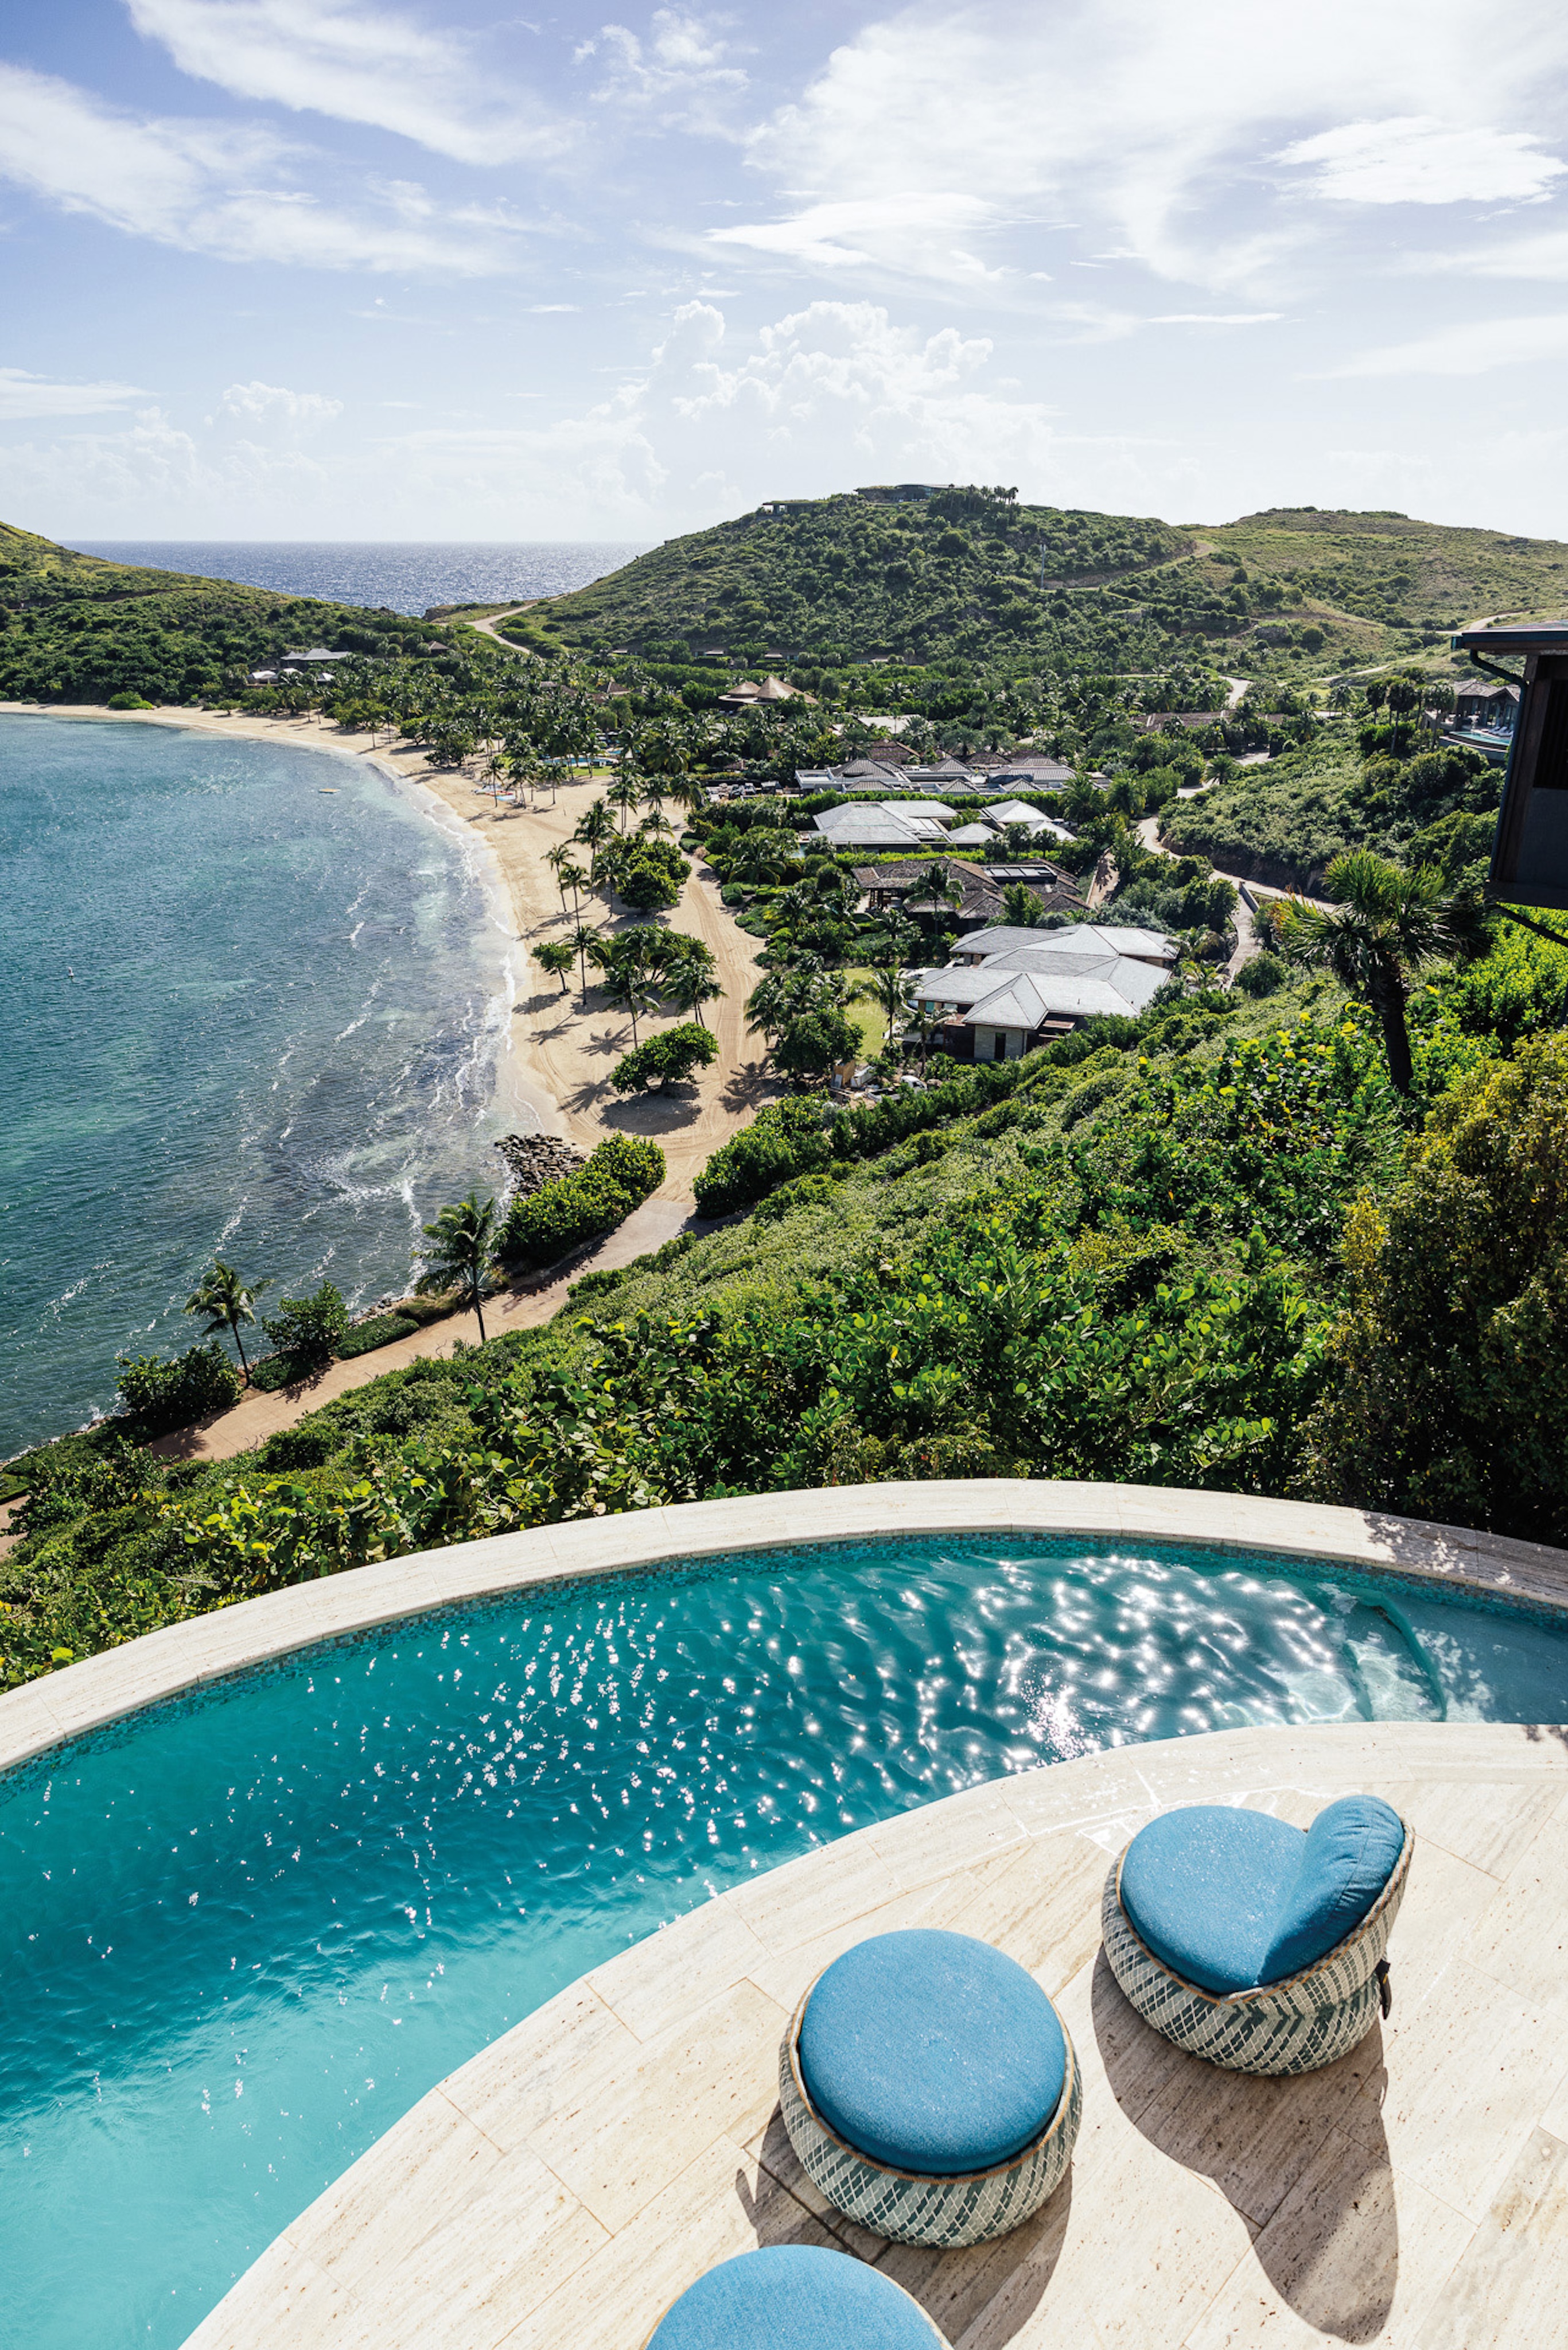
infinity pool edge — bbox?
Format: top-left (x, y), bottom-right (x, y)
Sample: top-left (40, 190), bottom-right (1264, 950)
top-left (5, 1480), bottom-right (1567, 1777)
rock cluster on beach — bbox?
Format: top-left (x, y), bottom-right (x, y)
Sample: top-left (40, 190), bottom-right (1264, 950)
top-left (495, 1132), bottom-right (586, 1197)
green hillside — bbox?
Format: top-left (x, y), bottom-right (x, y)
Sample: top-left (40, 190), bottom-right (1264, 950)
top-left (514, 488), bottom-right (1568, 686)
top-left (0, 523), bottom-right (441, 705)
top-left (11, 925), bottom-right (1568, 1688)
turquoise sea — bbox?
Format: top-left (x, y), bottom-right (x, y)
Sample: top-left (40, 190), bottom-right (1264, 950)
top-left (0, 716), bottom-right (526, 1458)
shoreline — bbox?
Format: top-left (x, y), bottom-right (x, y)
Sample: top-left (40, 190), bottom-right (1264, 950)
top-left (0, 698), bottom-right (565, 1143)
top-left (0, 695), bottom-right (772, 1472)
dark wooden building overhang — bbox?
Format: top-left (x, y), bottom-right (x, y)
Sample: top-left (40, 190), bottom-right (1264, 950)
top-left (1454, 625), bottom-right (1568, 909)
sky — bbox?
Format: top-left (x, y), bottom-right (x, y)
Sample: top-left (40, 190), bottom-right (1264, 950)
top-left (3, 1), bottom-right (1568, 542)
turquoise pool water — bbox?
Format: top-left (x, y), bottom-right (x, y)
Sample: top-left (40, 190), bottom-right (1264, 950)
top-left (3, 1535), bottom-right (1566, 2348)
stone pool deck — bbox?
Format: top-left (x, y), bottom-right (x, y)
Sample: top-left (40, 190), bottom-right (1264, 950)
top-left (184, 1718), bottom-right (1568, 2350)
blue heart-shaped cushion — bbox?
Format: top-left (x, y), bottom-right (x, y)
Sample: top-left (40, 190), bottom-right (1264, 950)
top-left (1119, 1796), bottom-right (1404, 1996)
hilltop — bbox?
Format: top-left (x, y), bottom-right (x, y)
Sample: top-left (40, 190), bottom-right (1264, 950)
top-left (0, 523), bottom-right (441, 705)
top-left (512, 488), bottom-right (1568, 686)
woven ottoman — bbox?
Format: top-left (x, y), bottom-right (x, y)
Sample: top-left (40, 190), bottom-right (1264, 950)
top-left (780, 1928), bottom-right (1080, 2248)
top-left (1103, 1794), bottom-right (1412, 2075)
top-left (642, 2246), bottom-right (950, 2348)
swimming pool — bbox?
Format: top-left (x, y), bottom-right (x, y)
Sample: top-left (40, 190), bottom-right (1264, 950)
top-left (4, 1533), bottom-right (1567, 2348)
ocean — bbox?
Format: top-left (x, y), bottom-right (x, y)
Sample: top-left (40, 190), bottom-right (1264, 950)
top-left (71, 540), bottom-right (651, 617)
top-left (0, 715), bottom-right (528, 1460)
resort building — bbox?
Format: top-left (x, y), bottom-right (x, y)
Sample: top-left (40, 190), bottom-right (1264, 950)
top-left (914, 924), bottom-right (1174, 1058)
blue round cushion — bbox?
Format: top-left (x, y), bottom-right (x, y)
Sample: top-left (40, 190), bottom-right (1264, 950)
top-left (796, 1928), bottom-right (1067, 2176)
top-left (647, 2246), bottom-right (941, 2348)
top-left (1119, 1797), bottom-right (1405, 1997)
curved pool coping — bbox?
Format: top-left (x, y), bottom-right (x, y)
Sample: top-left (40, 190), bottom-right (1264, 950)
top-left (4, 1479), bottom-right (1568, 1778)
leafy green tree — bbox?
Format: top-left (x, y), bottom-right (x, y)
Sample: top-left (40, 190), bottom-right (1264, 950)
top-left (774, 1005), bottom-right (861, 1083)
top-left (1306, 1034), bottom-right (1568, 1539)
top-left (999, 882), bottom-right (1044, 927)
top-left (184, 1258), bottom-right (270, 1378)
top-left (263, 1282), bottom-right (349, 1368)
top-left (611, 1022), bottom-right (719, 1092)
top-left (534, 939), bottom-right (576, 993)
top-left (1279, 850), bottom-right (1474, 1094)
top-left (417, 1191), bottom-right (500, 1344)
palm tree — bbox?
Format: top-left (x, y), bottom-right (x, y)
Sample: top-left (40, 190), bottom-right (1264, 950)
top-left (608, 770), bottom-right (644, 831)
top-left (534, 939), bottom-right (576, 993)
top-left (184, 1259), bottom-right (270, 1379)
top-left (604, 966), bottom-right (659, 1044)
top-left (913, 859), bottom-right (962, 928)
top-left (853, 960), bottom-right (912, 1045)
top-left (417, 1191), bottom-right (500, 1344)
top-left (1278, 850), bottom-right (1474, 1094)
top-left (571, 916), bottom-right (594, 1001)
top-left (574, 798), bottom-right (615, 880)
top-left (664, 960), bottom-right (725, 1026)
top-left (544, 842), bottom-right (574, 908)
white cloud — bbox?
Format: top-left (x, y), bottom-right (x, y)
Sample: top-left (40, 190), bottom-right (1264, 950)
top-left (577, 9), bottom-right (746, 125)
top-left (0, 368), bottom-right (148, 420)
top-left (1334, 313), bottom-right (1568, 376)
top-left (0, 63), bottom-right (529, 272)
top-left (729, 1), bottom-right (1568, 293)
top-left (1149, 313), bottom-right (1282, 325)
top-left (710, 193), bottom-right (993, 276)
top-left (1425, 228), bottom-right (1568, 282)
top-left (219, 379), bottom-right (343, 429)
top-left (124, 0), bottom-right (566, 165)
top-left (1275, 117), bottom-right (1566, 205)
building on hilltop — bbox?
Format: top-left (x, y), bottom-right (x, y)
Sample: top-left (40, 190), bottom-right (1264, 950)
top-left (1452, 678), bottom-right (1519, 735)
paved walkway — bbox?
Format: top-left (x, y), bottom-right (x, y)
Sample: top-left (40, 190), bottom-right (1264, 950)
top-left (184, 1718), bottom-right (1568, 2350)
top-left (149, 1197), bottom-right (697, 1466)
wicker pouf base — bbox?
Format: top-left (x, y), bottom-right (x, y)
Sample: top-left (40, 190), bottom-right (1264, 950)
top-left (1100, 1826), bottom-right (1412, 2077)
top-left (779, 2001), bottom-right (1081, 2248)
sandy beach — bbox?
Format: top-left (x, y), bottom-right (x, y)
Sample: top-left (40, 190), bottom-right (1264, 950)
top-left (0, 697), bottom-right (773, 1201)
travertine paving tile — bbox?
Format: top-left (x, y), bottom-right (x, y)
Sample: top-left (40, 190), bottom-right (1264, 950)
top-left (1347, 1954), bottom-right (1567, 2223)
top-left (867, 1779), bottom-right (1028, 1888)
top-left (1465, 1787), bottom-right (1568, 2010)
top-left (179, 2240), bottom-right (357, 2350)
top-left (357, 2142), bottom-right (607, 2348)
top-left (443, 1980), bottom-right (640, 2151)
top-left (286, 2087), bottom-right (505, 2289)
top-left (943, 1828), bottom-right (1108, 1999)
top-left (587, 1897), bottom-right (770, 2044)
top-left (1394, 1774), bottom-right (1567, 1880)
top-left (725, 1827), bottom-right (904, 1952)
top-left (742, 1871), bottom-right (978, 2014)
top-left (1185, 2125), bottom-right (1474, 2350)
top-left (525, 1976), bottom-right (787, 2232)
top-left (742, 2106), bottom-right (889, 2263)
top-left (503, 2130), bottom-right (835, 2350)
top-left (1415, 2127), bottom-right (1568, 2348)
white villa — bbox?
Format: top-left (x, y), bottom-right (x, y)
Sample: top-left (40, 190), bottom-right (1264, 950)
top-left (913, 923), bottom-right (1177, 1060)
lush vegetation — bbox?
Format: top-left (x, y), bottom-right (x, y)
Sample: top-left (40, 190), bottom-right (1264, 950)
top-left (498, 1133), bottom-right (665, 1271)
top-left (0, 521), bottom-right (444, 704)
top-left (10, 902), bottom-right (1566, 1690)
top-left (513, 489), bottom-right (1568, 688)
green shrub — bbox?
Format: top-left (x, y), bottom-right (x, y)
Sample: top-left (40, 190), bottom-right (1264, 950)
top-left (107, 690), bottom-right (154, 710)
top-left (262, 1282), bottom-right (349, 1367)
top-left (115, 1343), bottom-right (240, 1434)
top-left (694, 1097), bottom-right (832, 1215)
top-left (500, 1133), bottom-right (664, 1269)
top-left (337, 1312), bottom-right (420, 1358)
top-left (1234, 954), bottom-right (1289, 998)
top-left (611, 1024), bottom-right (719, 1093)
